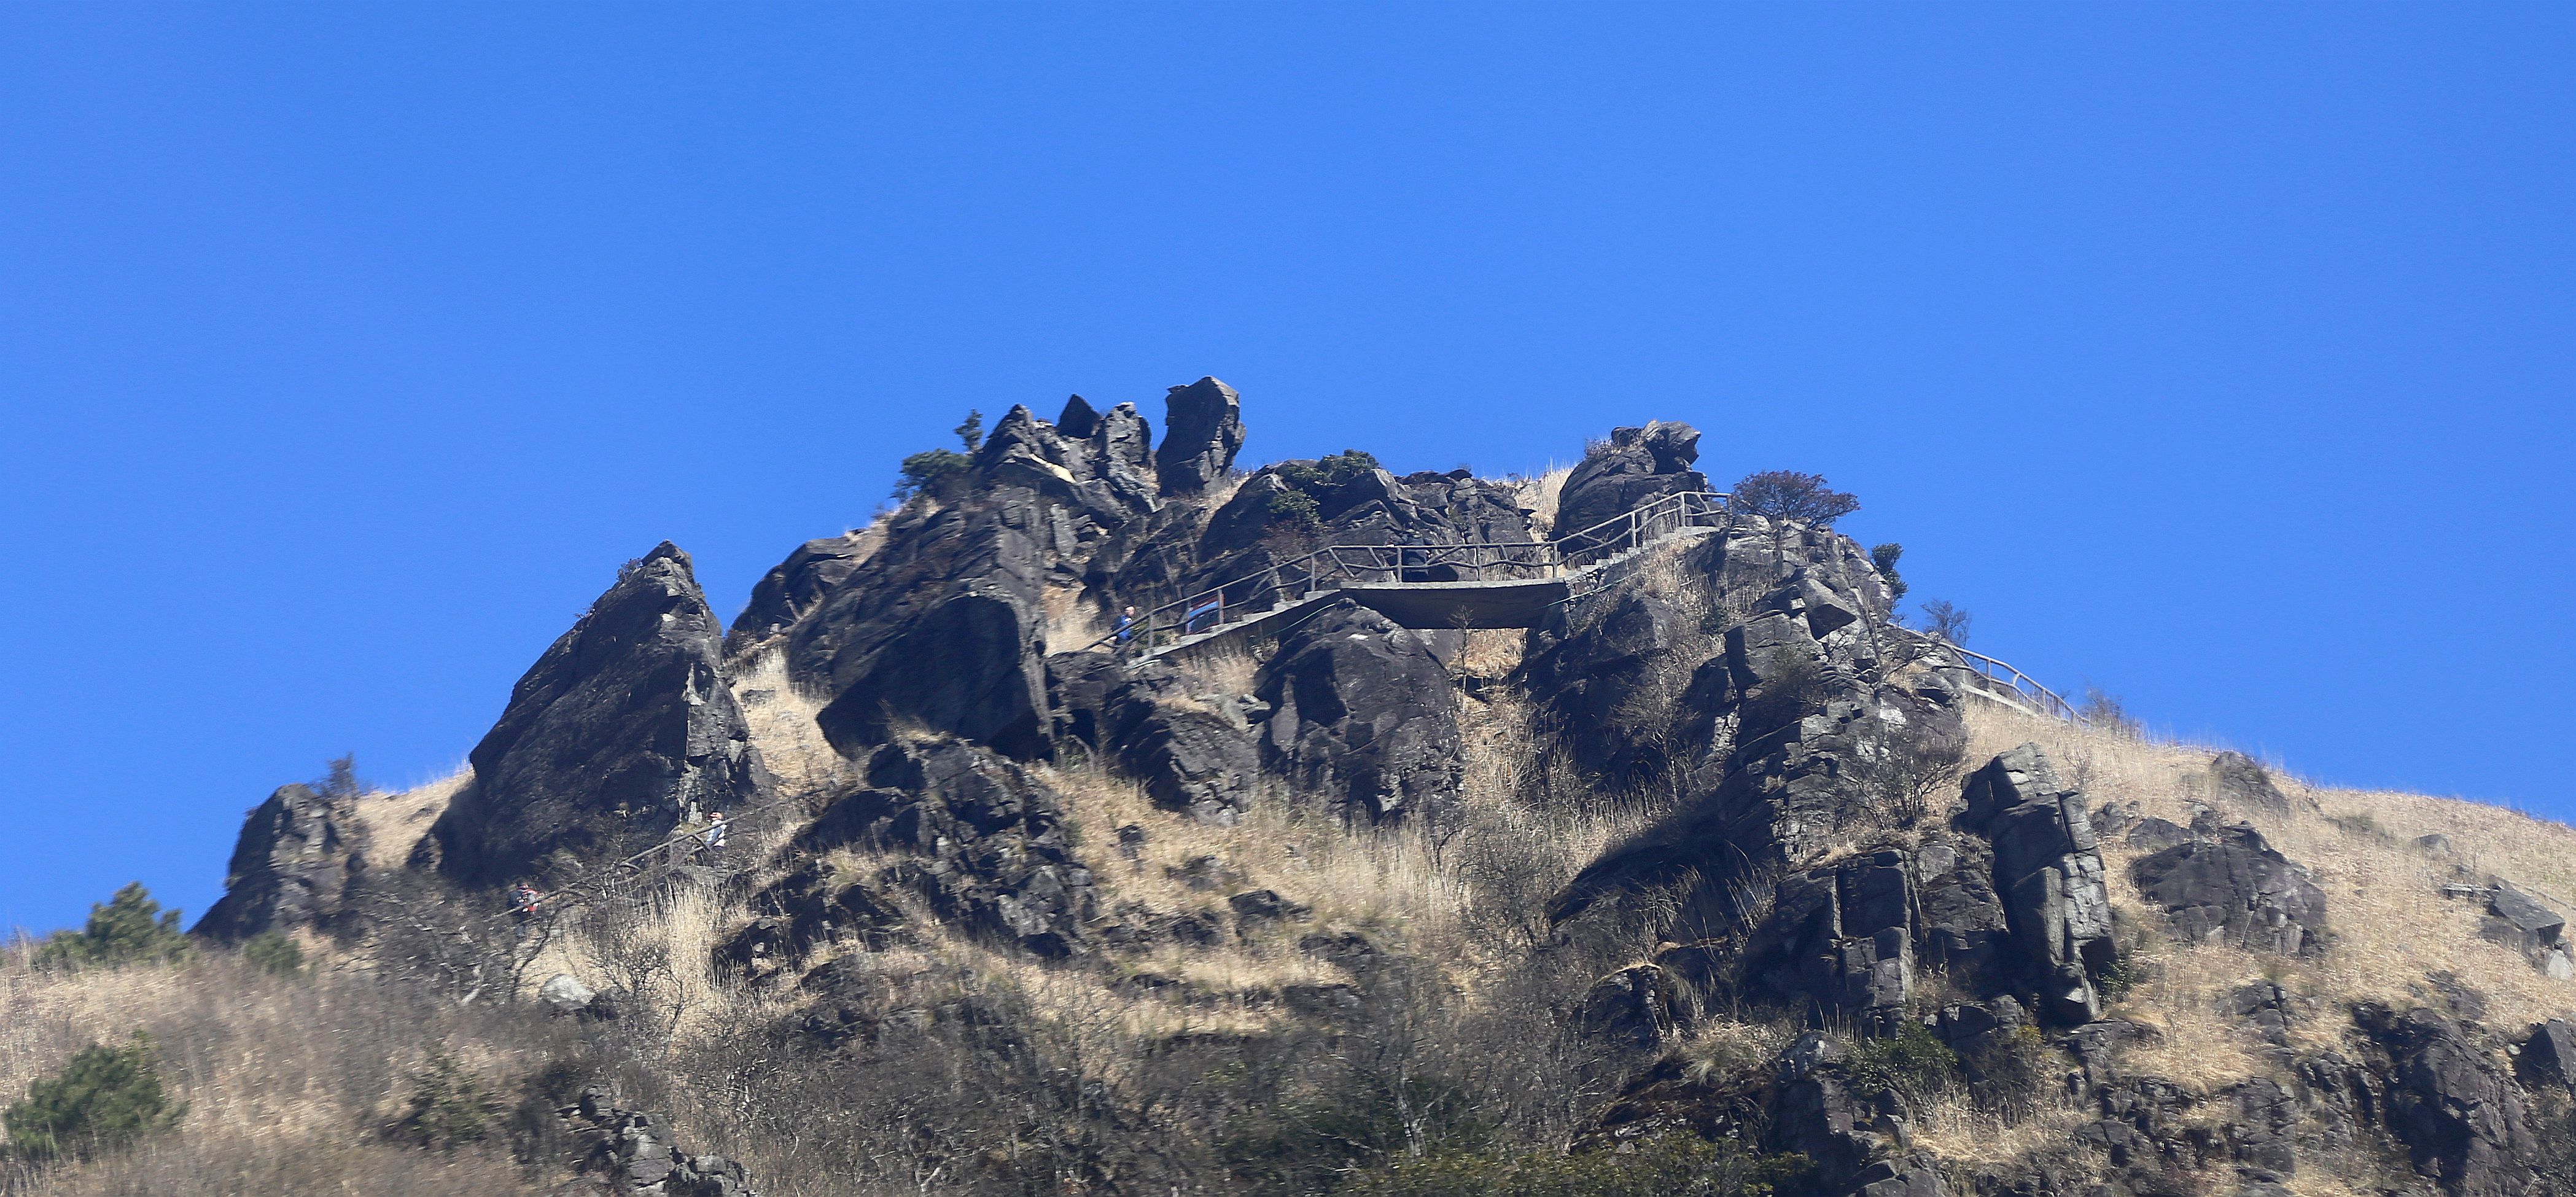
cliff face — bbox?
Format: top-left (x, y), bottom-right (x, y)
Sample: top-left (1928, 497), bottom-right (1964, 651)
top-left (429, 541), bottom-right (767, 887)
top-left (188, 380), bottom-right (2576, 1197)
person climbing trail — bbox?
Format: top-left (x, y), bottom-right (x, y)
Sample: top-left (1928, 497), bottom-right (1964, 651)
top-left (1114, 606), bottom-right (1136, 644)
top-left (509, 883), bottom-right (542, 918)
top-left (701, 810), bottom-right (728, 856)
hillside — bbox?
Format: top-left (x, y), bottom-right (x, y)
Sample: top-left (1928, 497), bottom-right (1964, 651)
top-left (6, 380), bottom-right (2572, 1197)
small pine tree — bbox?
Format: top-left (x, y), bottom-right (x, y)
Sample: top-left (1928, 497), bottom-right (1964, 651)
top-left (1869, 542), bottom-right (1908, 602)
top-left (386, 1048), bottom-right (497, 1151)
top-left (33, 884), bottom-right (191, 970)
top-left (1919, 599), bottom-right (1971, 647)
top-left (2, 1032), bottom-right (185, 1161)
top-left (241, 930), bottom-right (308, 978)
top-left (317, 754), bottom-right (364, 801)
top-left (954, 408), bottom-right (984, 454)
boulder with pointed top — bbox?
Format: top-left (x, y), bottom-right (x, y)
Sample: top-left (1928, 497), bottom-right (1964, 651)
top-left (1553, 421), bottom-right (1709, 537)
top-left (1255, 600), bottom-right (1461, 822)
top-left (195, 782), bottom-right (370, 941)
top-left (1154, 376), bottom-right (1247, 494)
top-left (431, 543), bottom-right (767, 886)
top-left (1956, 744), bottom-right (2117, 1025)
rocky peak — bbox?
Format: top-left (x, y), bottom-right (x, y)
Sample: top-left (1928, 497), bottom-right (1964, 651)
top-left (429, 542), bottom-right (766, 886)
top-left (1154, 376), bottom-right (1247, 494)
top-left (1555, 419), bottom-right (1709, 536)
top-left (193, 781), bottom-right (368, 942)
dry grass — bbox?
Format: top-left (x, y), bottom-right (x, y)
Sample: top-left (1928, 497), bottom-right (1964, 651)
top-left (345, 768), bottom-right (467, 867)
top-left (1515, 466), bottom-right (1573, 537)
top-left (0, 952), bottom-right (557, 1195)
top-left (726, 647), bottom-right (847, 797)
top-left (1910, 1099), bottom-right (2090, 1169)
top-left (1963, 702), bottom-right (2576, 1068)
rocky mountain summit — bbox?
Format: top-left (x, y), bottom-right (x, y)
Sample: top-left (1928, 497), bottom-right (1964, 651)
top-left (147, 377), bottom-right (2576, 1197)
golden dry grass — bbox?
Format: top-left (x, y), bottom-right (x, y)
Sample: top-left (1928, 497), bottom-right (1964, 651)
top-left (726, 646), bottom-right (848, 797)
top-left (0, 953), bottom-right (550, 1195)
top-left (1962, 701), bottom-right (2576, 1083)
top-left (344, 768), bottom-right (467, 867)
top-left (1516, 466), bottom-right (1573, 537)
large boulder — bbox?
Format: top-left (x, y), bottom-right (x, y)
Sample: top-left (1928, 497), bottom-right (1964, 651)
top-left (791, 494), bottom-right (1054, 760)
top-left (1100, 664), bottom-right (1261, 824)
top-left (430, 543), bottom-right (766, 886)
top-left (789, 739), bottom-right (1096, 957)
top-left (559, 1086), bottom-right (761, 1196)
top-left (728, 532), bottom-right (875, 650)
top-left (2128, 823), bottom-right (2329, 956)
top-left (194, 782), bottom-right (369, 941)
top-left (2356, 1005), bottom-right (2537, 1197)
top-left (1552, 421), bottom-right (1708, 538)
top-left (1255, 601), bottom-right (1461, 822)
top-left (1154, 376), bottom-right (1247, 494)
top-left (1955, 744), bottom-right (2117, 1026)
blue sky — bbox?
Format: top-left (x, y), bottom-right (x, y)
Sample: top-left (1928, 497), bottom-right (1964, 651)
top-left (3, 5), bottom-right (2570, 935)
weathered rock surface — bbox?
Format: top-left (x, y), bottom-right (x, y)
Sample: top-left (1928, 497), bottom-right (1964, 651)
top-left (1097, 663), bottom-right (1260, 824)
top-left (787, 740), bottom-right (1095, 957)
top-left (2480, 881), bottom-right (2568, 975)
top-left (1553, 421), bottom-right (1710, 538)
top-left (1255, 601), bottom-right (1461, 822)
top-left (1955, 744), bottom-right (2117, 1026)
top-left (1744, 850), bottom-right (1918, 1030)
top-left (1577, 963), bottom-right (1695, 1048)
top-left (194, 782), bottom-right (369, 941)
top-left (1153, 376), bottom-right (1246, 494)
top-left (728, 533), bottom-right (874, 650)
top-left (2208, 750), bottom-right (2294, 813)
top-left (558, 1086), bottom-right (761, 1196)
top-left (2129, 822), bottom-right (2329, 956)
top-left (431, 543), bottom-right (766, 886)
top-left (2356, 1004), bottom-right (2537, 1197)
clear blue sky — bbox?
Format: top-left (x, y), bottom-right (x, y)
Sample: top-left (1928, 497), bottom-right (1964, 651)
top-left (4, 6), bottom-right (2570, 936)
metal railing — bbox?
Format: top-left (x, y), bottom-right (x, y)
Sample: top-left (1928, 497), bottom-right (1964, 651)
top-left (1089, 489), bottom-right (1732, 654)
top-left (1947, 645), bottom-right (2078, 722)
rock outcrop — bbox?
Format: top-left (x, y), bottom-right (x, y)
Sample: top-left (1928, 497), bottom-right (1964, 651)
top-left (1255, 601), bottom-right (1461, 822)
top-left (2128, 822), bottom-right (2329, 956)
top-left (2356, 1005), bottom-right (2537, 1197)
top-left (194, 782), bottom-right (368, 941)
top-left (430, 543), bottom-right (766, 886)
top-left (557, 1086), bottom-right (761, 1196)
top-left (728, 533), bottom-right (875, 650)
top-left (1552, 420), bottom-right (1709, 537)
top-left (1097, 663), bottom-right (1261, 824)
top-left (1955, 744), bottom-right (2117, 1026)
top-left (1153, 376), bottom-right (1246, 494)
top-left (785, 739), bottom-right (1095, 957)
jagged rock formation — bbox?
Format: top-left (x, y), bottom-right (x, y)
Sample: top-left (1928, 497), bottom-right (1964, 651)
top-left (556, 1086), bottom-right (761, 1196)
top-left (430, 542), bottom-right (766, 886)
top-left (763, 739), bottom-right (1095, 957)
top-left (1956, 744), bottom-right (2118, 1026)
top-left (1255, 601), bottom-right (1462, 822)
top-left (1152, 376), bottom-right (1246, 494)
top-left (2128, 821), bottom-right (2329, 956)
top-left (187, 381), bottom-right (2576, 1197)
top-left (1554, 419), bottom-right (1709, 537)
top-left (193, 782), bottom-right (368, 940)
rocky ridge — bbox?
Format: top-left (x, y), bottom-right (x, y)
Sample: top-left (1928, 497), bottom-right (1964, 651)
top-left (188, 380), bottom-right (2576, 1197)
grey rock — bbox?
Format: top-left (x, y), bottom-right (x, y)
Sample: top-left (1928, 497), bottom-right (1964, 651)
top-left (560, 1086), bottom-right (761, 1197)
top-left (540, 973), bottom-right (597, 1013)
top-left (431, 543), bottom-right (768, 886)
top-left (2209, 751), bottom-right (2292, 813)
top-left (1255, 601), bottom-right (1462, 822)
top-left (2356, 1004), bottom-right (2537, 1197)
top-left (1154, 376), bottom-right (1246, 494)
top-left (1553, 421), bottom-right (1709, 539)
top-left (2130, 824), bottom-right (2329, 956)
top-left (2517, 1018), bottom-right (2576, 1093)
top-left (194, 782), bottom-right (369, 941)
top-left (1745, 849), bottom-right (1918, 1029)
top-left (1912, 834), bottom-right (2010, 987)
top-left (1100, 664), bottom-right (1260, 824)
top-left (2480, 881), bottom-right (2565, 960)
top-left (1579, 963), bottom-right (1694, 1048)
top-left (2416, 833), bottom-right (2455, 854)
top-left (728, 533), bottom-right (874, 649)
top-left (1957, 744), bottom-right (2118, 1026)
top-left (782, 741), bottom-right (1095, 957)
